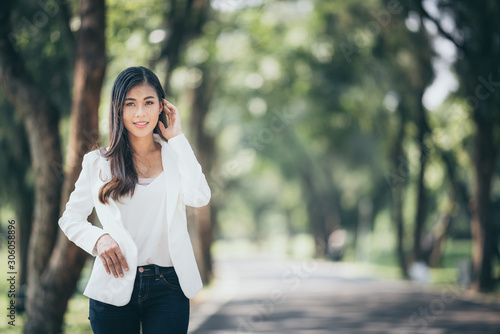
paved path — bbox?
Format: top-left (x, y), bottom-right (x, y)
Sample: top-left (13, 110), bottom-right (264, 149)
top-left (189, 257), bottom-right (500, 334)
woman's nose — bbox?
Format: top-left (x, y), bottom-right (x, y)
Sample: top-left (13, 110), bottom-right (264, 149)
top-left (135, 105), bottom-right (146, 117)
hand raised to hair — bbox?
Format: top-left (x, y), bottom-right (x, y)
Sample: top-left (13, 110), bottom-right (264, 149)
top-left (158, 99), bottom-right (182, 140)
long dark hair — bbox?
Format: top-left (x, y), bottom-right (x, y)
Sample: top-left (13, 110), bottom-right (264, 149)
top-left (98, 66), bottom-right (168, 205)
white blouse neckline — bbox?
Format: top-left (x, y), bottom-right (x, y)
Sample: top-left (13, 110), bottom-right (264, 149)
top-left (137, 170), bottom-right (164, 187)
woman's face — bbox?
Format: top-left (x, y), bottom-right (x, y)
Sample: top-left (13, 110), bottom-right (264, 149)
top-left (122, 82), bottom-right (162, 139)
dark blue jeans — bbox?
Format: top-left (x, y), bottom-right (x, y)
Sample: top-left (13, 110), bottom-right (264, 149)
top-left (88, 265), bottom-right (190, 334)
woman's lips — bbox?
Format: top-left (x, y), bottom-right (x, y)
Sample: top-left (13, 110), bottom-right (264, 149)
top-left (134, 122), bottom-right (148, 128)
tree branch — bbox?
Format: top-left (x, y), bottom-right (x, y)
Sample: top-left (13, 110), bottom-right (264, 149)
top-left (416, 1), bottom-right (465, 52)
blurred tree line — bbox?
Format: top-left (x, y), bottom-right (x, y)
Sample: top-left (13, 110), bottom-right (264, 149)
top-left (0, 0), bottom-right (499, 332)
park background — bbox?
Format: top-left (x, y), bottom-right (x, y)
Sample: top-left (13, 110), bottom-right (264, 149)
top-left (0, 0), bottom-right (499, 333)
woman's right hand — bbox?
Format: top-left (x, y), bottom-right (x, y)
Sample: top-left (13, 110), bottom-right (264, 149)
top-left (95, 234), bottom-right (129, 278)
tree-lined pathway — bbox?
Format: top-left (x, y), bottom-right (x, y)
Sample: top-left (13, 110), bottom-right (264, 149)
top-left (189, 258), bottom-right (500, 334)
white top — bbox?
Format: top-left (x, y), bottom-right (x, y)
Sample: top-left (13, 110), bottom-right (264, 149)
top-left (115, 170), bottom-right (173, 267)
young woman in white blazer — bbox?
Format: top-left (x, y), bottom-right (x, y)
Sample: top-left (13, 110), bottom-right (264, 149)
top-left (58, 66), bottom-right (211, 333)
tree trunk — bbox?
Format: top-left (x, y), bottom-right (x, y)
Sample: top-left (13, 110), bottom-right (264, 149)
top-left (188, 205), bottom-right (213, 284)
top-left (23, 214), bottom-right (95, 334)
top-left (394, 172), bottom-right (408, 279)
top-left (0, 125), bottom-right (34, 312)
top-left (438, 150), bottom-right (471, 219)
top-left (15, 182), bottom-right (33, 314)
top-left (0, 0), bottom-right (63, 315)
top-left (389, 108), bottom-right (409, 279)
top-left (299, 162), bottom-right (335, 257)
top-left (415, 0), bottom-right (500, 293)
top-left (279, 124), bottom-right (338, 258)
top-left (158, 0), bottom-right (210, 94)
top-left (428, 191), bottom-right (454, 267)
top-left (470, 117), bottom-right (496, 292)
top-left (188, 64), bottom-right (216, 284)
top-left (22, 0), bottom-right (106, 332)
top-left (412, 91), bottom-right (429, 263)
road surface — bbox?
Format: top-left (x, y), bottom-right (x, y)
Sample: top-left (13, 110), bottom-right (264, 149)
top-left (188, 257), bottom-right (500, 334)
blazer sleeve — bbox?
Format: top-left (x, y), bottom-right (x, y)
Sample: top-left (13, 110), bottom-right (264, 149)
top-left (58, 151), bottom-right (107, 256)
top-left (167, 133), bottom-right (211, 207)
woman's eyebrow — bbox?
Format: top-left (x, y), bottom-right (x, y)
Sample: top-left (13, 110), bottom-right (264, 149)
top-left (124, 96), bottom-right (155, 101)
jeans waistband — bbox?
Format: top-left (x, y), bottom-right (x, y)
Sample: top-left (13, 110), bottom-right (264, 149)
top-left (136, 264), bottom-right (175, 278)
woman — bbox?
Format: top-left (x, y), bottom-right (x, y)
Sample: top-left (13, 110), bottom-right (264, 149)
top-left (58, 66), bottom-right (211, 333)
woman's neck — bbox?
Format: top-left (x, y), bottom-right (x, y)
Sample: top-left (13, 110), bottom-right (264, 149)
top-left (129, 134), bottom-right (160, 156)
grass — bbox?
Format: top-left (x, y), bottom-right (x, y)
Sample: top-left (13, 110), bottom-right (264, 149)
top-left (62, 295), bottom-right (93, 334)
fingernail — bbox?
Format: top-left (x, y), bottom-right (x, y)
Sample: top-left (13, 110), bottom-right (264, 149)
top-left (120, 273), bottom-right (124, 277)
top-left (114, 274), bottom-right (118, 278)
top-left (125, 267), bottom-right (129, 271)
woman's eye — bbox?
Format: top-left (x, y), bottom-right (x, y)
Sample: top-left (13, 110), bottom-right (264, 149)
top-left (146, 101), bottom-right (154, 105)
top-left (125, 102), bottom-right (135, 107)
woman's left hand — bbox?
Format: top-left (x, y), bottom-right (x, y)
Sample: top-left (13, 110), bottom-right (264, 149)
top-left (159, 99), bottom-right (182, 140)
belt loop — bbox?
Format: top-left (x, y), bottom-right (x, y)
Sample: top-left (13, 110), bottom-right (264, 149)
top-left (154, 265), bottom-right (160, 279)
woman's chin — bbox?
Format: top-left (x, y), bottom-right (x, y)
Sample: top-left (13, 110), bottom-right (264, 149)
top-left (126, 127), bottom-right (155, 139)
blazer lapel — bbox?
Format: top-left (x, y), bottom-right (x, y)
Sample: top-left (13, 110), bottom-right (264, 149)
top-left (155, 134), bottom-right (180, 229)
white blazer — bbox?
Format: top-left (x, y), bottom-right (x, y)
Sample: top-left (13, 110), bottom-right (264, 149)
top-left (58, 133), bottom-right (211, 306)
